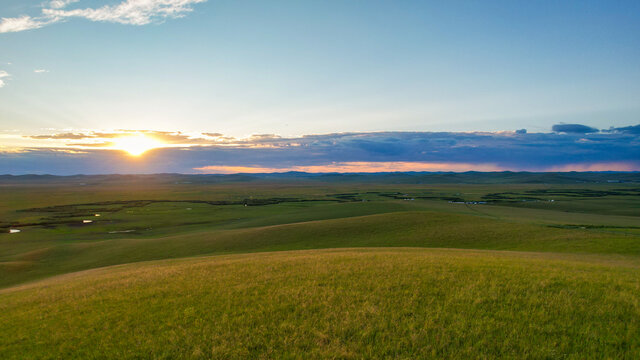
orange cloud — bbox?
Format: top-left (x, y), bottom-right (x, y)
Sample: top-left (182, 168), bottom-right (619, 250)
top-left (546, 162), bottom-right (639, 172)
top-left (194, 161), bottom-right (507, 174)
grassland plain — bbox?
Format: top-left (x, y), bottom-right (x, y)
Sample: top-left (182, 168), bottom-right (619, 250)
top-left (1, 174), bottom-right (639, 358)
top-left (1, 249), bottom-right (639, 359)
top-left (1, 178), bottom-right (639, 287)
top-left (1, 211), bottom-right (639, 288)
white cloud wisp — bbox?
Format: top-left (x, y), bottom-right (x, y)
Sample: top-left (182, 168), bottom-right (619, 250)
top-left (0, 70), bottom-right (10, 88)
top-left (0, 0), bottom-right (207, 33)
top-left (48, 0), bottom-right (81, 10)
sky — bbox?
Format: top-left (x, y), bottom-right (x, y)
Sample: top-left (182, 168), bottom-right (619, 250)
top-left (0, 0), bottom-right (639, 174)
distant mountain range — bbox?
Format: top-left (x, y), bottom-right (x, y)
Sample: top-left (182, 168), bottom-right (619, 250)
top-left (1, 171), bottom-right (638, 185)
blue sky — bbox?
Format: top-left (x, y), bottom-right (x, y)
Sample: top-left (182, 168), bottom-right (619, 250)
top-left (0, 0), bottom-right (639, 174)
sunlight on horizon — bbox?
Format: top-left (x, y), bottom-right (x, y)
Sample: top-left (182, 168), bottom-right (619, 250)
top-left (111, 134), bottom-right (164, 156)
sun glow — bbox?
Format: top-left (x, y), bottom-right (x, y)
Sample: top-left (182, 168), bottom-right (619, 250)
top-left (111, 134), bottom-right (164, 156)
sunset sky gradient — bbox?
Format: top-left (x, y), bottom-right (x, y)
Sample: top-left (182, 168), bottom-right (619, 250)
top-left (1, 0), bottom-right (639, 174)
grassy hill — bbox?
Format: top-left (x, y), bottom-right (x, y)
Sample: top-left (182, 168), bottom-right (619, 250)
top-left (1, 177), bottom-right (639, 357)
top-left (2, 211), bottom-right (639, 288)
top-left (1, 248), bottom-right (638, 359)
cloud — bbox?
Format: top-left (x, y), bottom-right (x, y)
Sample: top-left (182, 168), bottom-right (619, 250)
top-left (128, 130), bottom-right (211, 144)
top-left (48, 0), bottom-right (80, 9)
top-left (546, 162), bottom-right (640, 172)
top-left (0, 0), bottom-right (207, 33)
top-left (194, 162), bottom-right (507, 174)
top-left (27, 132), bottom-right (95, 140)
top-left (552, 123), bottom-right (599, 134)
top-left (66, 142), bottom-right (114, 147)
top-left (25, 130), bottom-right (216, 146)
top-left (249, 134), bottom-right (281, 141)
top-left (34, 69), bottom-right (49, 73)
top-left (603, 124), bottom-right (640, 135)
top-left (0, 15), bottom-right (51, 33)
top-left (0, 70), bottom-right (10, 88)
top-left (4, 126), bottom-right (640, 174)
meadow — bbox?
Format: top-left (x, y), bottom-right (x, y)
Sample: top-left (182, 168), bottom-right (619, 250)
top-left (0, 173), bottom-right (639, 358)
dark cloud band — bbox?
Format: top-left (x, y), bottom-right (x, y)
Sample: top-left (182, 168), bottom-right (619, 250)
top-left (3, 124), bottom-right (639, 174)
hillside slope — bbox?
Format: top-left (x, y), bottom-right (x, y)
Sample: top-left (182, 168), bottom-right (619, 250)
top-left (2, 211), bottom-right (638, 288)
top-left (1, 248), bottom-right (638, 359)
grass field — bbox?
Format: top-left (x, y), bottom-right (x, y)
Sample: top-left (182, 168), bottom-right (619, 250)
top-left (1, 249), bottom-right (639, 359)
top-left (0, 174), bottom-right (639, 358)
top-left (2, 211), bottom-right (640, 288)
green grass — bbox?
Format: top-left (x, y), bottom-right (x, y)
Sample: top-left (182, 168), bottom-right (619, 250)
top-left (1, 182), bottom-right (638, 289)
top-left (1, 177), bottom-right (639, 357)
top-left (1, 248), bottom-right (639, 359)
top-left (2, 211), bottom-right (638, 288)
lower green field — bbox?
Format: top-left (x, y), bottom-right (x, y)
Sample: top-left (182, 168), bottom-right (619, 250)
top-left (1, 248), bottom-right (638, 359)
top-left (1, 177), bottom-right (639, 358)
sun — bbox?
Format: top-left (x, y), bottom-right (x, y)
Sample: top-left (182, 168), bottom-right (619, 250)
top-left (112, 134), bottom-right (164, 156)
